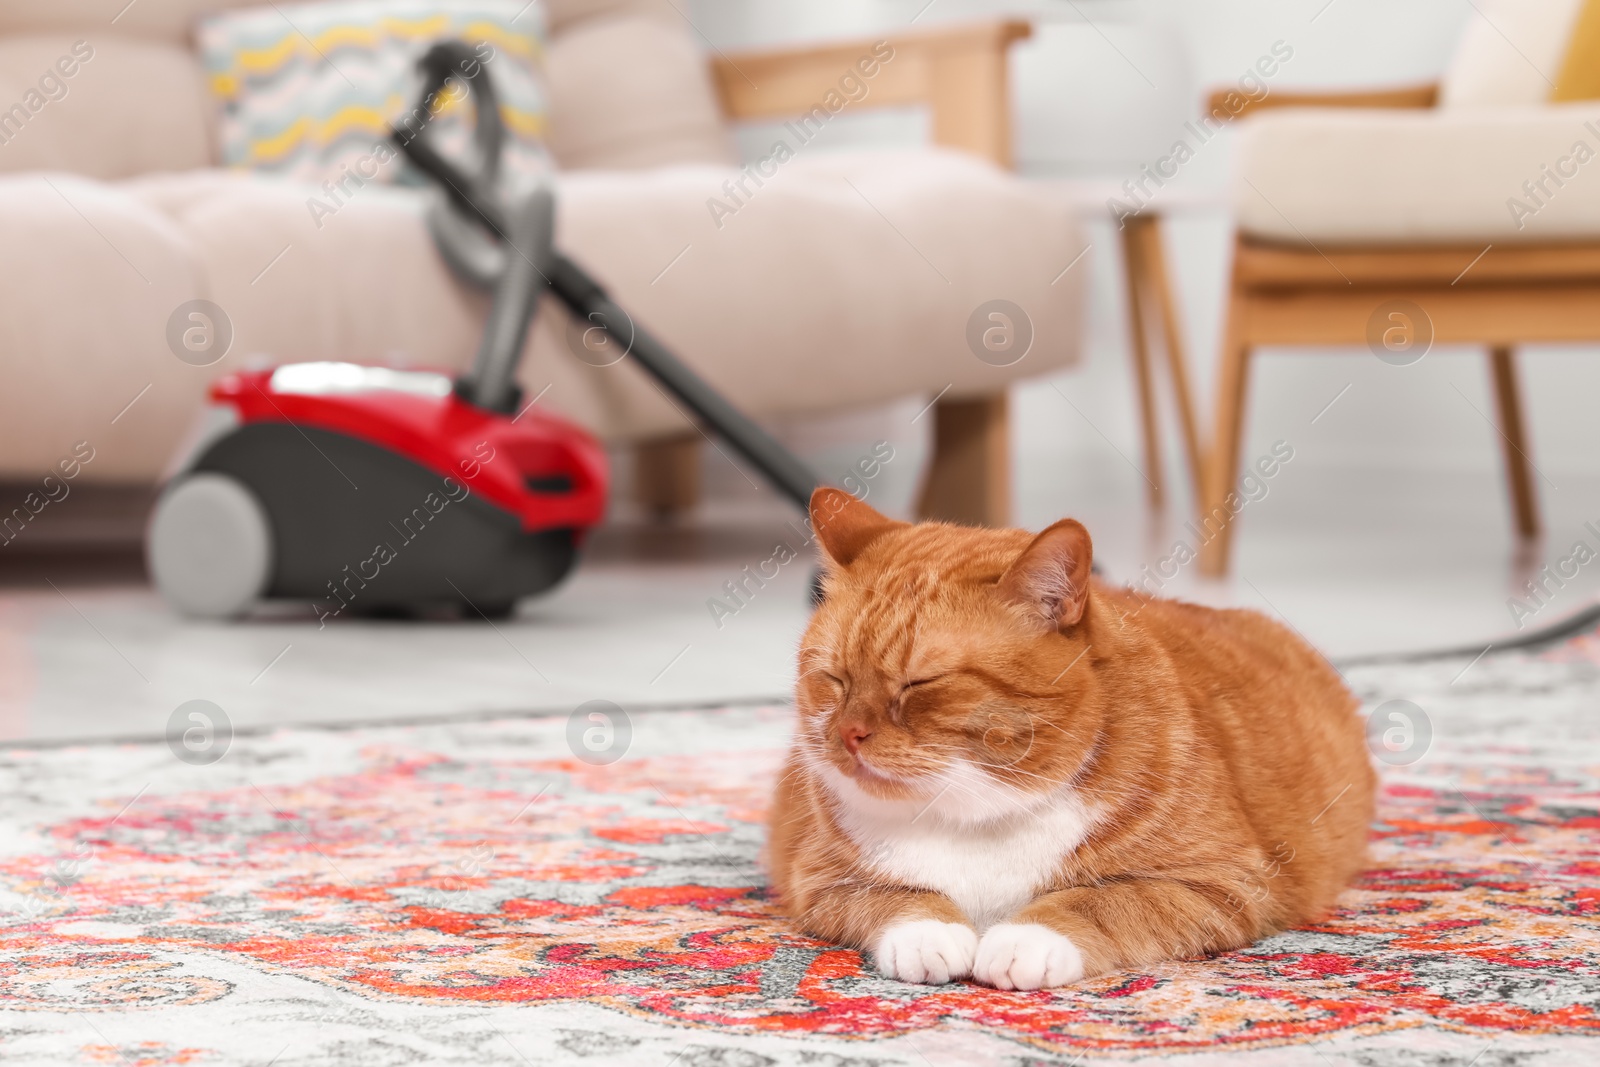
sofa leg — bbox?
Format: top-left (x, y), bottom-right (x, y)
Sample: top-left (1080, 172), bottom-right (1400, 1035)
top-left (633, 432), bottom-right (702, 519)
top-left (916, 393), bottom-right (1011, 528)
top-left (1488, 345), bottom-right (1541, 539)
top-left (1197, 327), bottom-right (1252, 578)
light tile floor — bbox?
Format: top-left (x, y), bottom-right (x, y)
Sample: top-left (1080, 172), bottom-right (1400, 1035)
top-left (4, 459), bottom-right (1598, 745)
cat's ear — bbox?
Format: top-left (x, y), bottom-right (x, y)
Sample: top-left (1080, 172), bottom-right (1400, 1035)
top-left (999, 519), bottom-right (1093, 629)
top-left (810, 487), bottom-right (904, 568)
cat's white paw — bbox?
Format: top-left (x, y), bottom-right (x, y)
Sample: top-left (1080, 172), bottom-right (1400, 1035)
top-left (874, 920), bottom-right (977, 984)
top-left (973, 922), bottom-right (1084, 990)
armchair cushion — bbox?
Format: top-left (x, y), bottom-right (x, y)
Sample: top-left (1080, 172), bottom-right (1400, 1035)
top-left (1232, 102), bottom-right (1600, 244)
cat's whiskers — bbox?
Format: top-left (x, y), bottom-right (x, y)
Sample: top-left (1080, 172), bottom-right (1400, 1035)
top-left (841, 751), bottom-right (1054, 828)
top-left (901, 740), bottom-right (1069, 795)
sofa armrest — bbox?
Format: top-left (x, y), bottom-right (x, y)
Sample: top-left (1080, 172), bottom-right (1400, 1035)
top-left (1208, 83), bottom-right (1439, 121)
top-left (710, 20), bottom-right (1031, 168)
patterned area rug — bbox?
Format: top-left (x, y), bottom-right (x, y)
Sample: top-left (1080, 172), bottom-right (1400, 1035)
top-left (2, 628), bottom-right (1599, 1066)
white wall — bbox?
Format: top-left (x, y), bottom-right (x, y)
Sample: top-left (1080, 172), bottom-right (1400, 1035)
top-left (685, 0), bottom-right (1600, 517)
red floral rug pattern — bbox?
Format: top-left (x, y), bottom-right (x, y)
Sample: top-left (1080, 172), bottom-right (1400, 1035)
top-left (1, 638), bottom-right (1598, 1065)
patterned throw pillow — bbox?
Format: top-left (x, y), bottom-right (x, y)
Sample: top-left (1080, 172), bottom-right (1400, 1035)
top-left (196, 0), bottom-right (550, 188)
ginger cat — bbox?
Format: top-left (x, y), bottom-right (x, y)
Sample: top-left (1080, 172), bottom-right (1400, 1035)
top-left (767, 488), bottom-right (1374, 990)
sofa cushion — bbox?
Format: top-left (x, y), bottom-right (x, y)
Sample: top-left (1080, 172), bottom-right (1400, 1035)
top-left (1232, 103), bottom-right (1600, 244)
top-left (0, 0), bottom-right (263, 45)
top-left (544, 0), bottom-right (678, 35)
top-left (541, 150), bottom-right (1084, 438)
top-left (0, 174), bottom-right (208, 482)
top-left (544, 14), bottom-right (735, 169)
top-left (0, 36), bottom-right (213, 178)
top-left (1440, 0), bottom-right (1584, 108)
top-left (123, 168), bottom-right (488, 378)
top-left (0, 150), bottom-right (1084, 479)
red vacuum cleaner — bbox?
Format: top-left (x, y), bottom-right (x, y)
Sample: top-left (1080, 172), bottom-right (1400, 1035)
top-left (148, 41), bottom-right (816, 619)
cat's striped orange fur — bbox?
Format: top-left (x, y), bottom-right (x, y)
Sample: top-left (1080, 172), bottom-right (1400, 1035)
top-left (767, 488), bottom-right (1375, 989)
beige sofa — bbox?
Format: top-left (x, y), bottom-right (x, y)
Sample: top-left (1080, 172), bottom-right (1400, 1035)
top-left (0, 0), bottom-right (1085, 529)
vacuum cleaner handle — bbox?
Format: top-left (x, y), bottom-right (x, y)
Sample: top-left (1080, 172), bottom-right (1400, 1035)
top-left (393, 41), bottom-right (543, 413)
top-left (393, 42), bottom-right (819, 510)
top-left (394, 41), bottom-right (503, 196)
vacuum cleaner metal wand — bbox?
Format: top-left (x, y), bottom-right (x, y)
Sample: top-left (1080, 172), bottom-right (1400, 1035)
top-left (460, 186), bottom-right (555, 414)
top-left (546, 259), bottom-right (819, 511)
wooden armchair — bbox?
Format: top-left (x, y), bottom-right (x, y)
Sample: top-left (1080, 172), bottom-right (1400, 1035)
top-left (1198, 81), bottom-right (1600, 574)
top-left (635, 20), bottom-right (1032, 528)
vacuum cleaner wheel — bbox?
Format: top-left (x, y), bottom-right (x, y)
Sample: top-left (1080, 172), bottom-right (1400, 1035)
top-left (148, 472), bottom-right (274, 619)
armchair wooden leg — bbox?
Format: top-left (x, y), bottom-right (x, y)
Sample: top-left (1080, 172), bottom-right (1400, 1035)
top-left (1120, 220), bottom-right (1164, 510)
top-left (1130, 216), bottom-right (1205, 500)
top-left (633, 431), bottom-right (702, 519)
top-left (1197, 306), bottom-right (1253, 578)
top-left (915, 393), bottom-right (1011, 527)
top-left (1487, 345), bottom-right (1541, 539)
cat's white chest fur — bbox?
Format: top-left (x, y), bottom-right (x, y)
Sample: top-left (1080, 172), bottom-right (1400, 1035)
top-left (821, 759), bottom-right (1096, 930)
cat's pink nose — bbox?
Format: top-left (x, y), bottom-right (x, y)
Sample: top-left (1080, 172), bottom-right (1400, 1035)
top-left (840, 722), bottom-right (872, 754)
